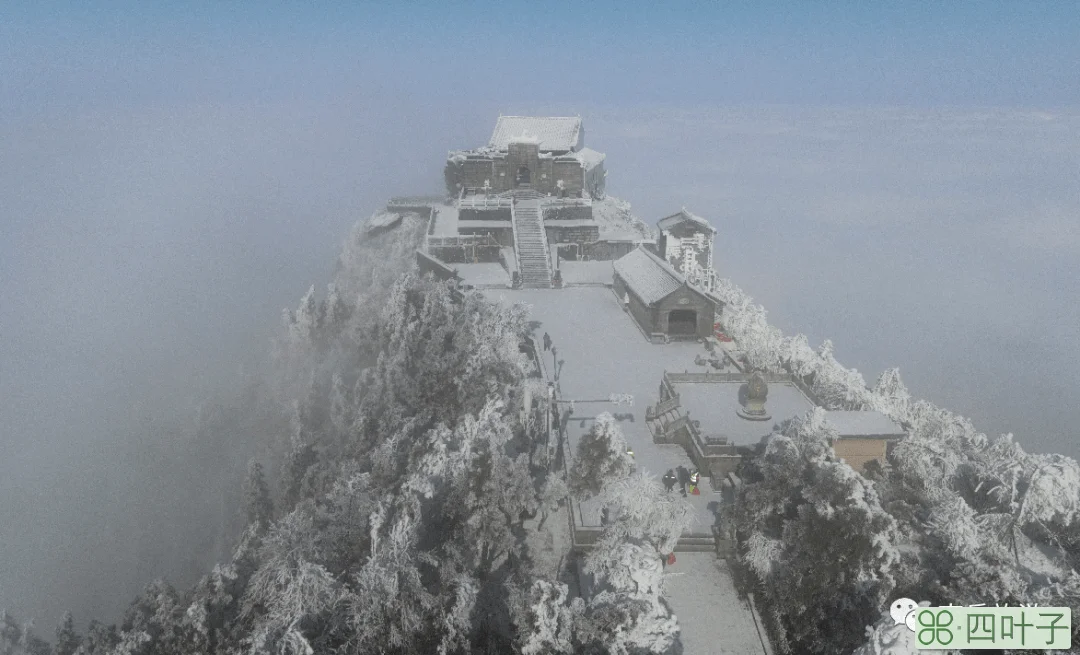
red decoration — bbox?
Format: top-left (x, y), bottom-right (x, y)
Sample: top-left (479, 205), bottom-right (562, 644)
top-left (713, 323), bottom-right (734, 342)
top-left (667, 553), bottom-right (677, 566)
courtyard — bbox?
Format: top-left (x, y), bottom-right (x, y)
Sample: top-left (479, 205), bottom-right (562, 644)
top-left (488, 287), bottom-right (723, 529)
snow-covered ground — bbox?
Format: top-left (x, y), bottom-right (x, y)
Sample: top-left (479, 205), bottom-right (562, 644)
top-left (558, 260), bottom-right (616, 286)
top-left (675, 380), bottom-right (815, 446)
top-left (488, 288), bottom-right (722, 528)
top-left (454, 262), bottom-right (509, 287)
top-left (484, 286), bottom-right (771, 654)
top-left (592, 196), bottom-right (656, 241)
top-left (431, 202), bottom-right (460, 236)
top-left (663, 553), bottom-right (771, 654)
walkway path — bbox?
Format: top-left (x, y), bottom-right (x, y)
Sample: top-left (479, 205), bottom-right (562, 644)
top-left (487, 287), bottom-right (771, 654)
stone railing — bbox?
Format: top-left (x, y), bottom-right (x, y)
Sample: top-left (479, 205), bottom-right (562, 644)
top-left (427, 234), bottom-right (499, 248)
top-left (388, 195), bottom-right (445, 206)
top-left (458, 194), bottom-right (514, 210)
top-left (646, 394), bottom-right (681, 421)
top-left (426, 208), bottom-right (438, 236)
top-left (387, 196), bottom-right (443, 215)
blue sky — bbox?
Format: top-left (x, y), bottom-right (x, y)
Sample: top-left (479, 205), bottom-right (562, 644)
top-left (3, 1), bottom-right (1080, 114)
top-left (1, 0), bottom-right (1079, 631)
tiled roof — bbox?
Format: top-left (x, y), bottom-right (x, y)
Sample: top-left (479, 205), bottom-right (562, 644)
top-left (613, 247), bottom-right (687, 305)
top-left (658, 208), bottom-right (717, 234)
top-left (489, 116), bottom-right (582, 152)
top-left (825, 410), bottom-right (906, 438)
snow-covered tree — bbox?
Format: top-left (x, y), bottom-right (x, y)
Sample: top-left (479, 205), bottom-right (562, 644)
top-left (735, 411), bottom-right (903, 654)
top-left (850, 603), bottom-right (962, 655)
top-left (569, 412), bottom-right (635, 499)
top-left (515, 580), bottom-right (581, 655)
top-left (242, 459), bottom-right (274, 529)
top-left (576, 473), bottom-right (694, 655)
top-left (54, 612), bottom-right (79, 655)
top-left (0, 613), bottom-right (50, 655)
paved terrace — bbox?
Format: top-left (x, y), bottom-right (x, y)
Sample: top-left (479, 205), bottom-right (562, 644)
top-left (487, 286), bottom-right (770, 655)
top-left (557, 260), bottom-right (616, 286)
top-left (430, 202), bottom-right (460, 236)
top-left (674, 380), bottom-right (816, 447)
top-left (488, 288), bottom-right (736, 528)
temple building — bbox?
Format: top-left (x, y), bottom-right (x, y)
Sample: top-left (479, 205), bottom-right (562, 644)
top-left (657, 208), bottom-right (719, 291)
top-left (444, 116), bottom-right (606, 200)
top-left (647, 366), bottom-right (908, 484)
top-left (613, 247), bottom-right (719, 342)
top-left (826, 410), bottom-right (907, 472)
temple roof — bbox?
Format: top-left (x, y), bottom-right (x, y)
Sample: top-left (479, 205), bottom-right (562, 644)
top-left (489, 116), bottom-right (583, 152)
top-left (658, 208), bottom-right (717, 234)
top-left (613, 247), bottom-right (690, 305)
top-left (825, 410), bottom-right (907, 439)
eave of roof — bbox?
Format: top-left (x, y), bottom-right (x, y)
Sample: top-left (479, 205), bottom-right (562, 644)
top-left (658, 208), bottom-right (717, 234)
top-left (489, 116), bottom-right (582, 152)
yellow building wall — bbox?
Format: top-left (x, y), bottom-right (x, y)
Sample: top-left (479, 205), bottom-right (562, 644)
top-left (833, 438), bottom-right (888, 474)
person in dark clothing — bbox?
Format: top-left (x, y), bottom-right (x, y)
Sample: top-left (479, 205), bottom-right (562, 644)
top-left (543, 332), bottom-right (552, 351)
top-left (676, 466), bottom-right (690, 497)
top-left (662, 469), bottom-right (677, 493)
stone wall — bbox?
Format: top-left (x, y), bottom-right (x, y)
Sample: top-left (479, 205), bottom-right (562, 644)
top-left (446, 143), bottom-right (587, 197)
top-left (584, 159), bottom-right (606, 199)
top-left (459, 207), bottom-right (512, 221)
top-left (542, 201), bottom-right (593, 221)
top-left (556, 244), bottom-right (581, 261)
top-left (415, 250), bottom-right (460, 282)
top-left (428, 243), bottom-right (503, 264)
top-left (581, 239), bottom-right (656, 261)
top-left (613, 274), bottom-right (661, 341)
top-left (546, 225), bottom-right (600, 246)
top-left (458, 226), bottom-right (515, 247)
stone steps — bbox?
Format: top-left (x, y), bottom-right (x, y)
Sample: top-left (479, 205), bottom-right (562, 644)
top-left (512, 197), bottom-right (551, 288)
top-left (675, 536), bottom-right (720, 553)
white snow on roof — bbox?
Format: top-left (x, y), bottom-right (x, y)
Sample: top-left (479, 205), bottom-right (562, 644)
top-left (613, 247), bottom-right (686, 305)
top-left (572, 147), bottom-right (606, 170)
top-left (675, 381), bottom-right (816, 446)
top-left (658, 208), bottom-right (717, 234)
top-left (507, 133), bottom-right (541, 145)
top-left (825, 410), bottom-right (906, 438)
top-left (489, 116), bottom-right (582, 151)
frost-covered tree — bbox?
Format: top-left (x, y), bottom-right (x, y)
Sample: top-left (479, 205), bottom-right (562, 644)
top-left (575, 473), bottom-right (693, 655)
top-left (850, 603), bottom-right (962, 655)
top-left (54, 612), bottom-right (79, 655)
top-left (0, 613), bottom-right (50, 655)
top-left (514, 579), bottom-right (582, 655)
top-left (736, 409), bottom-right (902, 654)
top-left (74, 620), bottom-right (118, 655)
top-left (569, 412), bottom-right (635, 499)
top-left (242, 459), bottom-right (274, 529)
top-left (280, 437), bottom-right (318, 512)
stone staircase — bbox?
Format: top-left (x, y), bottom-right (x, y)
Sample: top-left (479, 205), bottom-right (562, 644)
top-left (676, 533), bottom-right (720, 553)
top-left (511, 196), bottom-right (552, 288)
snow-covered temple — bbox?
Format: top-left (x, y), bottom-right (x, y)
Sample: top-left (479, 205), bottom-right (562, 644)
top-left (444, 115), bottom-right (606, 199)
top-left (613, 247), bottom-right (718, 341)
